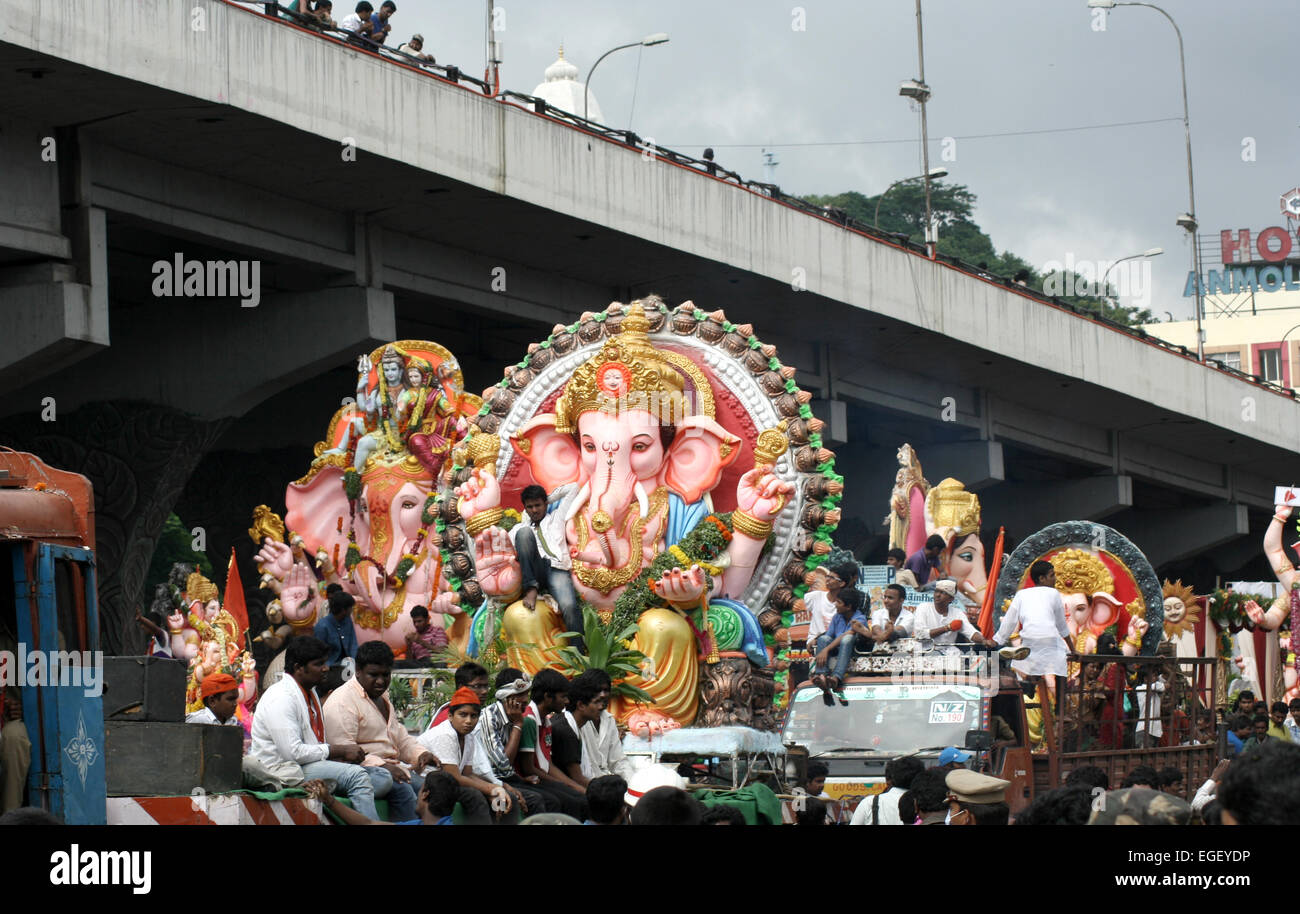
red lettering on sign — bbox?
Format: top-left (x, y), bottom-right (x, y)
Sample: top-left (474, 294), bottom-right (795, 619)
top-left (1257, 226), bottom-right (1293, 263)
top-left (1221, 229), bottom-right (1251, 264)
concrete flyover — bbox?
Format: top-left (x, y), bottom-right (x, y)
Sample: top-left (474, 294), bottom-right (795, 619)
top-left (0, 0), bottom-right (1296, 647)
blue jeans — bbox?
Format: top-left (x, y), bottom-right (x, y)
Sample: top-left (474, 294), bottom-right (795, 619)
top-left (814, 633), bottom-right (854, 684)
top-left (515, 526), bottom-right (584, 647)
top-left (301, 759), bottom-right (378, 820)
top-left (365, 765), bottom-right (420, 822)
top-left (547, 566), bottom-right (582, 635)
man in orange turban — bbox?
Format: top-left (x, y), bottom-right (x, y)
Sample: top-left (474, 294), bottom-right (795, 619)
top-left (186, 672), bottom-right (242, 727)
top-left (417, 684), bottom-right (522, 823)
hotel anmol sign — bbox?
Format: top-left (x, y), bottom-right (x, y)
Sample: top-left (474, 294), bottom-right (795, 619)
top-left (1183, 187), bottom-right (1300, 297)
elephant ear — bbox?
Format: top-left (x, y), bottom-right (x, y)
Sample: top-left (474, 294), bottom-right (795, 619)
top-left (510, 415), bottom-right (585, 491)
top-left (285, 465), bottom-right (351, 557)
top-left (664, 416), bottom-right (742, 505)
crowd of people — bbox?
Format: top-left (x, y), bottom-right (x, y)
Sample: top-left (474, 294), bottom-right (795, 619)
top-left (178, 633), bottom-right (764, 825)
top-left (260, 1), bottom-right (435, 64)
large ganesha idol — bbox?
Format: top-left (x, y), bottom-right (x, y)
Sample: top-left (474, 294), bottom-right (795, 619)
top-left (254, 341), bottom-right (480, 653)
top-left (453, 299), bottom-right (842, 735)
top-left (992, 521), bottom-right (1162, 665)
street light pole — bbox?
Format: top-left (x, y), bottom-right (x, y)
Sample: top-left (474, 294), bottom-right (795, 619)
top-left (1090, 0), bottom-right (1203, 360)
top-left (914, 0), bottom-right (934, 258)
top-left (1099, 247), bottom-right (1163, 300)
top-left (584, 33), bottom-right (669, 123)
top-left (874, 167), bottom-right (949, 230)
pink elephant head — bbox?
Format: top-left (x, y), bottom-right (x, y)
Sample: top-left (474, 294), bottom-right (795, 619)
top-left (285, 456), bottom-right (433, 648)
top-left (511, 410), bottom-right (740, 535)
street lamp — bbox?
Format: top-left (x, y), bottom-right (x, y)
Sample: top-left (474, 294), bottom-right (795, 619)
top-left (1088, 0), bottom-right (1204, 361)
top-left (901, 0), bottom-right (936, 258)
top-left (874, 166), bottom-right (949, 230)
top-left (583, 33), bottom-right (669, 122)
top-left (1099, 247), bottom-right (1163, 299)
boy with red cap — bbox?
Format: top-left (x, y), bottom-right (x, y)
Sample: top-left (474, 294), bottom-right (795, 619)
top-left (418, 686), bottom-right (518, 824)
top-left (186, 672), bottom-right (243, 727)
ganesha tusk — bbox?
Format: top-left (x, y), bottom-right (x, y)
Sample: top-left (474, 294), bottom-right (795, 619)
top-left (633, 481), bottom-right (650, 520)
top-left (565, 482), bottom-right (591, 524)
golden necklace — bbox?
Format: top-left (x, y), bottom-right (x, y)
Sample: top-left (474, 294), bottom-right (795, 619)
top-left (573, 486), bottom-right (669, 594)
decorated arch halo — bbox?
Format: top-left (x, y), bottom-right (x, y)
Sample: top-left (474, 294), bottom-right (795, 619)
top-left (992, 520), bottom-right (1163, 655)
top-left (450, 297), bottom-right (845, 696)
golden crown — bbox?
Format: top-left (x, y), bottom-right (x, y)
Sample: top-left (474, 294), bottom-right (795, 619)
top-left (926, 477), bottom-right (981, 539)
top-left (553, 302), bottom-right (714, 435)
top-left (186, 572), bottom-right (219, 605)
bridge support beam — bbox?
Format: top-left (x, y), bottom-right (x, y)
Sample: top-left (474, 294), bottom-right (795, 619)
top-left (0, 268), bottom-right (108, 393)
top-left (980, 475), bottom-right (1132, 541)
top-left (1108, 503), bottom-right (1250, 569)
top-left (3, 285), bottom-right (394, 421)
top-left (924, 440), bottom-right (1004, 491)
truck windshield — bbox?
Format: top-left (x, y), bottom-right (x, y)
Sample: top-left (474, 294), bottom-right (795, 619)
top-left (783, 683), bottom-right (983, 757)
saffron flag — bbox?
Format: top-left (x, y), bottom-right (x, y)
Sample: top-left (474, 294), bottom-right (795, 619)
top-left (224, 547), bottom-right (249, 641)
top-left (978, 526), bottom-right (1005, 639)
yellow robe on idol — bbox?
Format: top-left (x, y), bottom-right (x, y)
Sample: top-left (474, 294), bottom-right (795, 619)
top-left (503, 601), bottom-right (700, 726)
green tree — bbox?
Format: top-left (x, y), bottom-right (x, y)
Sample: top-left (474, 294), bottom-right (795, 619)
top-left (143, 513), bottom-right (213, 606)
top-left (806, 181), bottom-right (1151, 326)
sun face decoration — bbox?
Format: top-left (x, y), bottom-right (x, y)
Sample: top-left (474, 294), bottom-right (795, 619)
top-left (1153, 579), bottom-right (1199, 639)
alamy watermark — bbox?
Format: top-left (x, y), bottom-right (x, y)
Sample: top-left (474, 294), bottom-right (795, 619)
top-left (1041, 254), bottom-right (1153, 307)
top-left (0, 644), bottom-right (103, 698)
top-left (151, 254), bottom-right (261, 307)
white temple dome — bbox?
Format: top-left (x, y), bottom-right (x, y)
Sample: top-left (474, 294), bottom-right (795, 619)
top-left (532, 45), bottom-right (603, 122)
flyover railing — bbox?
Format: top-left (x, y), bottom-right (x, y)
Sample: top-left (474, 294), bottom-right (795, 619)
top-left (229, 2), bottom-right (1299, 402)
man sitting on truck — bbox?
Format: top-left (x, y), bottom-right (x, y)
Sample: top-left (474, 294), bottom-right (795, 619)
top-left (811, 587), bottom-right (869, 703)
top-left (248, 635), bottom-right (378, 817)
top-left (914, 580), bottom-right (991, 649)
top-left (870, 583), bottom-right (914, 645)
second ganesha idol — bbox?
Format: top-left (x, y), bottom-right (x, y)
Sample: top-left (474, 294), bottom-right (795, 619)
top-left (252, 340), bottom-right (482, 654)
top-left (453, 297), bottom-right (843, 735)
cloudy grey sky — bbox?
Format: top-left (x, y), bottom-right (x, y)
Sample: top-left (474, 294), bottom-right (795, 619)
top-left (385, 0), bottom-right (1298, 321)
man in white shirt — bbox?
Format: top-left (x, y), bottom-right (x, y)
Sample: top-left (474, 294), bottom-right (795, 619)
top-left (570, 670), bottom-right (633, 780)
top-left (990, 559), bottom-right (1072, 677)
top-left (805, 561), bottom-right (858, 646)
top-left (870, 583), bottom-right (915, 645)
top-left (511, 484), bottom-right (582, 639)
top-left (1133, 668), bottom-right (1165, 748)
top-left (418, 686), bottom-right (512, 823)
top-left (914, 580), bottom-right (991, 647)
top-left (851, 756), bottom-right (924, 825)
top-left (185, 672), bottom-right (243, 727)
top-left (247, 635), bottom-right (377, 817)
top-left (338, 0), bottom-right (375, 40)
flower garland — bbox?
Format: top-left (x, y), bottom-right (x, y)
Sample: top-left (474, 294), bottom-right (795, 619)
top-left (610, 512), bottom-right (734, 637)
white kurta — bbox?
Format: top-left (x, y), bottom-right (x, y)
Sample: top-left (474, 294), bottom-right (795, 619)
top-left (994, 586), bottom-right (1071, 677)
